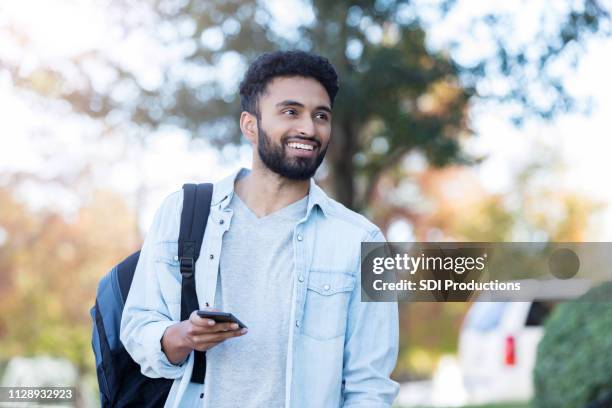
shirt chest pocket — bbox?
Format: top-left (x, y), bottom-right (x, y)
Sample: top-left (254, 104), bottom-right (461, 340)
top-left (154, 241), bottom-right (182, 320)
top-left (302, 270), bottom-right (356, 341)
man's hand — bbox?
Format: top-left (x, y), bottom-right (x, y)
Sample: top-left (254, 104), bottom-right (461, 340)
top-left (161, 309), bottom-right (247, 365)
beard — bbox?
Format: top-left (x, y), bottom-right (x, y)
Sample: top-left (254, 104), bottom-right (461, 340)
top-left (257, 120), bottom-right (328, 181)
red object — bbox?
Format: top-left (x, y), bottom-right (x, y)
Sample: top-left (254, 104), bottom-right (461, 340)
top-left (505, 335), bottom-right (516, 366)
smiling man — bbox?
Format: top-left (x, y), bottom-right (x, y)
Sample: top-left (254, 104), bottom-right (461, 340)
top-left (121, 50), bottom-right (399, 408)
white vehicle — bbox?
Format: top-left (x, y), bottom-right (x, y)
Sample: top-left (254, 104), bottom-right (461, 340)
top-left (457, 279), bottom-right (591, 404)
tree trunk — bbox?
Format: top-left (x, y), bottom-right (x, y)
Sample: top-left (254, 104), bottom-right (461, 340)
top-left (328, 119), bottom-right (356, 209)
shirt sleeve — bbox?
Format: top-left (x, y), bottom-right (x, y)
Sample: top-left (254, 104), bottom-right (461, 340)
top-left (342, 228), bottom-right (400, 407)
top-left (120, 192), bottom-right (188, 379)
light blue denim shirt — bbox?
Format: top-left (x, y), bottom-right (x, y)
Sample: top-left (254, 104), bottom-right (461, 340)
top-left (120, 168), bottom-right (399, 407)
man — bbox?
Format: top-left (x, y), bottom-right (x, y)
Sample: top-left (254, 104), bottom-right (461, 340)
top-left (120, 50), bottom-right (399, 408)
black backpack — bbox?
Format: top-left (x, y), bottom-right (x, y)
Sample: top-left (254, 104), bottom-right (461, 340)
top-left (90, 183), bottom-right (213, 407)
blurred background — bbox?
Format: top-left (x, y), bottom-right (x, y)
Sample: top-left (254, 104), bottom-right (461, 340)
top-left (1, 0), bottom-right (611, 407)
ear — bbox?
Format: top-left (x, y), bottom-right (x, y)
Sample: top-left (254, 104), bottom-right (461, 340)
top-left (240, 111), bottom-right (258, 144)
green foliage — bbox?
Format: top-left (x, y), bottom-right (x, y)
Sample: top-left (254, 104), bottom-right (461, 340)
top-left (143, 0), bottom-right (473, 209)
top-left (5, 1), bottom-right (609, 209)
top-left (533, 281), bottom-right (612, 408)
top-left (401, 403), bottom-right (529, 408)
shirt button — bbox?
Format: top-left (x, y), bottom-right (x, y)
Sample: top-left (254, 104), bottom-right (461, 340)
top-left (297, 234), bottom-right (303, 241)
top-left (324, 284), bottom-right (330, 291)
top-left (173, 255), bottom-right (179, 261)
top-left (209, 254), bottom-right (214, 260)
top-left (295, 320), bottom-right (301, 327)
top-left (219, 219), bottom-right (224, 225)
top-left (298, 275), bottom-right (304, 282)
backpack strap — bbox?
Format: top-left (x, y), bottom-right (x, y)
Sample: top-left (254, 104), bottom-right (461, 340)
top-left (179, 183), bottom-right (213, 384)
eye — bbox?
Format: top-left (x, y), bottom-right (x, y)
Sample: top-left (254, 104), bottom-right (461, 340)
top-left (283, 109), bottom-right (297, 116)
top-left (315, 112), bottom-right (329, 121)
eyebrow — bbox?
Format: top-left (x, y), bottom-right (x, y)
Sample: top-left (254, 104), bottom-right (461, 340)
top-left (275, 99), bottom-right (332, 114)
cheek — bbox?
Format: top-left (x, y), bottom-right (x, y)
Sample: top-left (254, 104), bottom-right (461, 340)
top-left (317, 124), bottom-right (332, 143)
top-left (260, 123), bottom-right (285, 142)
top-left (267, 119), bottom-right (289, 134)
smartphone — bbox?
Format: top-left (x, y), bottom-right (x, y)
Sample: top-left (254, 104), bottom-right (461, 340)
top-left (196, 310), bottom-right (247, 329)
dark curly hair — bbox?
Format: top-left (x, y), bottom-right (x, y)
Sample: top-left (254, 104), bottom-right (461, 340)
top-left (239, 50), bottom-right (339, 118)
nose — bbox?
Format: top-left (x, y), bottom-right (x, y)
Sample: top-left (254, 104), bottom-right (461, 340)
top-left (296, 116), bottom-right (316, 137)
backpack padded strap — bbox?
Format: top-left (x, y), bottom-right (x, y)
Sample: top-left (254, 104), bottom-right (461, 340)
top-left (116, 250), bottom-right (141, 305)
top-left (179, 183), bottom-right (213, 385)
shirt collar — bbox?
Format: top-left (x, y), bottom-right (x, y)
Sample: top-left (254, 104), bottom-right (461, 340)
top-left (306, 177), bottom-right (330, 218)
top-left (212, 167), bottom-right (330, 218)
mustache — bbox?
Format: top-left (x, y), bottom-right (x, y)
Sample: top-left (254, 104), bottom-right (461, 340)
top-left (282, 135), bottom-right (321, 148)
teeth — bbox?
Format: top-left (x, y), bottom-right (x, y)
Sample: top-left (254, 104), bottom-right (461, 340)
top-left (287, 142), bottom-right (314, 151)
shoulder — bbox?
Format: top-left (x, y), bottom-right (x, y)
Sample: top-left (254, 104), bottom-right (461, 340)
top-left (159, 190), bottom-right (183, 212)
top-left (149, 190), bottom-right (183, 243)
top-left (318, 194), bottom-right (384, 242)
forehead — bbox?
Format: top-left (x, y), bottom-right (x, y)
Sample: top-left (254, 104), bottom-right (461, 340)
top-left (259, 76), bottom-right (331, 109)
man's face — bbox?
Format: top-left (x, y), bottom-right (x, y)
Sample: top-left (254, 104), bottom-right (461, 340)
top-left (254, 76), bottom-right (332, 180)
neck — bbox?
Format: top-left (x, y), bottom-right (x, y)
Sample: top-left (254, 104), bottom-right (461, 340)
top-left (234, 161), bottom-right (310, 218)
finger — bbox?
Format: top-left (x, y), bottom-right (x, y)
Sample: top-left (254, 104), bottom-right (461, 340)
top-left (193, 328), bottom-right (247, 344)
top-left (188, 321), bottom-right (238, 335)
top-left (205, 322), bottom-right (241, 333)
top-left (190, 314), bottom-right (216, 328)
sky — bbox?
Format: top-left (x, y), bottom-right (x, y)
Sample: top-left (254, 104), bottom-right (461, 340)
top-left (1, 0), bottom-right (611, 239)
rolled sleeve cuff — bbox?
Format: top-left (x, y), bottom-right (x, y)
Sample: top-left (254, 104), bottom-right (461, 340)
top-left (142, 320), bottom-right (188, 378)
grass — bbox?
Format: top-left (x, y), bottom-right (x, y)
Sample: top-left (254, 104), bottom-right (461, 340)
top-left (460, 404), bottom-right (529, 408)
top-left (398, 403), bottom-right (530, 408)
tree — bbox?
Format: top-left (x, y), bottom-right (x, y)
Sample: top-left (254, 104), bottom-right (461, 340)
top-left (2, 0), bottom-right (609, 211)
top-left (0, 183), bottom-right (140, 383)
top-left (389, 155), bottom-right (602, 379)
top-left (533, 281), bottom-right (612, 407)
